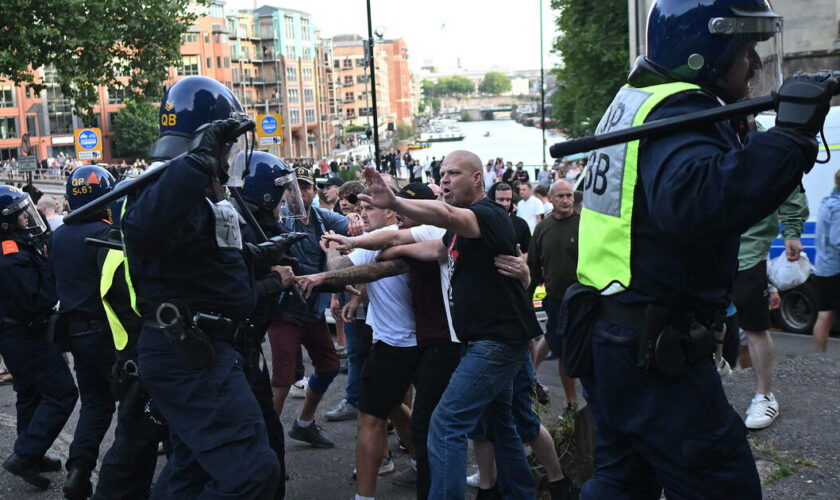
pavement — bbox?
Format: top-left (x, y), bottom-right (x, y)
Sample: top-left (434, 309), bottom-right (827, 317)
top-left (0, 331), bottom-right (837, 499)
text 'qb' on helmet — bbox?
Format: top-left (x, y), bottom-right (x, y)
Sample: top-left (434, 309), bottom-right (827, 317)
top-left (646, 0), bottom-right (783, 93)
top-left (0, 185), bottom-right (47, 236)
top-left (66, 166), bottom-right (116, 211)
top-left (149, 76), bottom-right (244, 161)
top-left (237, 152), bottom-right (295, 211)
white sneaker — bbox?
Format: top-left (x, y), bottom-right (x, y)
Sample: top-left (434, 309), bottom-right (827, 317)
top-left (466, 471), bottom-right (480, 488)
top-left (717, 358), bottom-right (732, 378)
top-left (745, 393), bottom-right (779, 430)
top-left (289, 377), bottom-right (307, 399)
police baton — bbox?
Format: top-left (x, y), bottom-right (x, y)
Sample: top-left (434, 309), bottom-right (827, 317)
top-left (63, 120), bottom-right (255, 224)
top-left (549, 95), bottom-right (775, 159)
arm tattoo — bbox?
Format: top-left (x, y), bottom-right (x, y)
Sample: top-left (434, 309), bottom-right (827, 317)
top-left (326, 248), bottom-right (354, 271)
top-left (321, 259), bottom-right (409, 287)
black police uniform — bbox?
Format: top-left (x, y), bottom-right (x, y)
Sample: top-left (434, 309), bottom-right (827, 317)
top-left (49, 220), bottom-right (118, 481)
top-left (0, 234), bottom-right (78, 485)
top-left (92, 241), bottom-right (169, 500)
top-left (122, 155), bottom-right (280, 498)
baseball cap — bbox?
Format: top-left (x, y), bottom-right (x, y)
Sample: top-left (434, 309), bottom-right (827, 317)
top-left (317, 176), bottom-right (344, 189)
top-left (294, 166), bottom-right (314, 185)
top-left (397, 182), bottom-right (435, 200)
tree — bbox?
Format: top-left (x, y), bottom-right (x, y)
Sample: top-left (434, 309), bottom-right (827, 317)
top-left (0, 0), bottom-right (206, 122)
top-left (111, 99), bottom-right (158, 159)
top-left (448, 76), bottom-right (475, 95)
top-left (550, 0), bottom-right (629, 137)
top-left (479, 72), bottom-right (512, 95)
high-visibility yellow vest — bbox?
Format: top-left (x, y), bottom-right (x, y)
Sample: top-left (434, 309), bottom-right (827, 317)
top-left (101, 249), bottom-right (131, 350)
top-left (577, 82), bottom-right (700, 294)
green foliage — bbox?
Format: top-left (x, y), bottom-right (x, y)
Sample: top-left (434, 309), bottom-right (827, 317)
top-left (345, 125), bottom-right (366, 133)
top-left (111, 99), bottom-right (159, 159)
top-left (422, 76), bottom-right (474, 97)
top-left (0, 0), bottom-right (207, 119)
top-left (429, 97), bottom-right (442, 115)
top-left (550, 0), bottom-right (629, 137)
top-left (394, 123), bottom-right (414, 140)
top-left (479, 71), bottom-right (512, 95)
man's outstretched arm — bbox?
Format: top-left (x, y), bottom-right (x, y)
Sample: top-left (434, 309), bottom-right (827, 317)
top-left (296, 259), bottom-right (410, 298)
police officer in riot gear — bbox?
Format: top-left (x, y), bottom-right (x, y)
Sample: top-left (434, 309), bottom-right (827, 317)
top-left (121, 76), bottom-right (281, 498)
top-left (0, 185), bottom-right (78, 490)
top-left (565, 1), bottom-right (839, 498)
top-left (50, 165), bottom-right (118, 499)
top-left (92, 178), bottom-right (170, 500)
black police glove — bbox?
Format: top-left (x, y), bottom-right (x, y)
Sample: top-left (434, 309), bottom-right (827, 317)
top-left (773, 72), bottom-right (838, 136)
top-left (186, 118), bottom-right (242, 177)
top-left (254, 271), bottom-right (288, 298)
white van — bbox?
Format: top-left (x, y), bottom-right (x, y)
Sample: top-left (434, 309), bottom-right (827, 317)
top-left (756, 106), bottom-right (840, 333)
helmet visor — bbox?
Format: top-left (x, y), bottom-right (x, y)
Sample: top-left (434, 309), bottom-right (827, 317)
top-left (225, 133), bottom-right (252, 188)
top-left (277, 173), bottom-right (307, 220)
top-left (3, 196), bottom-right (47, 236)
top-left (712, 16), bottom-right (784, 98)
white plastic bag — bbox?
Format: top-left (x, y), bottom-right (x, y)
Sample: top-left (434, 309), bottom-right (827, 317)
top-left (767, 253), bottom-right (811, 291)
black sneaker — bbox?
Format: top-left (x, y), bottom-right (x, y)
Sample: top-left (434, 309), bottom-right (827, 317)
top-left (63, 467), bottom-right (93, 500)
top-left (475, 483), bottom-right (503, 500)
top-left (534, 381), bottom-right (550, 406)
top-left (288, 421), bottom-right (335, 448)
top-left (39, 455), bottom-right (62, 473)
top-left (548, 476), bottom-right (580, 500)
top-left (3, 453), bottom-right (50, 490)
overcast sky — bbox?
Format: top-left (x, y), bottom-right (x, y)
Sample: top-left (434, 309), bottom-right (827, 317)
top-left (225, 0), bottom-right (561, 73)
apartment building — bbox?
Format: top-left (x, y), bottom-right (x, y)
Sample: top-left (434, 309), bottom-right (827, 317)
top-left (332, 34), bottom-right (394, 133)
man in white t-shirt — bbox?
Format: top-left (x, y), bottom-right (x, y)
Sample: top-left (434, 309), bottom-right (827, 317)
top-left (516, 182), bottom-right (544, 233)
top-left (301, 190), bottom-right (417, 500)
top-left (482, 161), bottom-right (497, 192)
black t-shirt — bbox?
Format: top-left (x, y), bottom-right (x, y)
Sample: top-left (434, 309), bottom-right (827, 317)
top-left (510, 214), bottom-right (531, 252)
top-left (442, 198), bottom-right (541, 343)
top-left (407, 258), bottom-right (451, 346)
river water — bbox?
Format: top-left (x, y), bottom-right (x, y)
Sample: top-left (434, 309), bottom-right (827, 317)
top-left (411, 119), bottom-right (563, 168)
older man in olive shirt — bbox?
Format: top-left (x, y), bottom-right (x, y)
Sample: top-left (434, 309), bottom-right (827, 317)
top-left (528, 180), bottom-right (579, 409)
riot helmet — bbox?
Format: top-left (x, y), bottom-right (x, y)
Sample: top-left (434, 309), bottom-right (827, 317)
top-left (149, 76), bottom-right (254, 186)
top-left (108, 177), bottom-right (135, 228)
top-left (646, 0), bottom-right (783, 98)
top-left (236, 152), bottom-right (306, 218)
top-left (0, 185), bottom-right (47, 237)
top-left (66, 165), bottom-right (116, 211)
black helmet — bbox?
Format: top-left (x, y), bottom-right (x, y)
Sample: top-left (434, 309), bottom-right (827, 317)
top-left (0, 185), bottom-right (47, 237)
top-left (149, 76), bottom-right (246, 161)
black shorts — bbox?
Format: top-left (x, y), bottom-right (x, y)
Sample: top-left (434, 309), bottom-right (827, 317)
top-left (359, 341), bottom-right (419, 419)
top-left (814, 273), bottom-right (840, 312)
top-left (731, 261), bottom-right (771, 332)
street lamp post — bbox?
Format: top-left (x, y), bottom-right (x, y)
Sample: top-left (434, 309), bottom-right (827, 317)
top-left (539, 0), bottom-right (547, 165)
top-left (365, 0), bottom-right (382, 170)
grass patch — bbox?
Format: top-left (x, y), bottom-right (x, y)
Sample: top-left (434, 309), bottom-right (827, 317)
top-left (750, 438), bottom-right (818, 484)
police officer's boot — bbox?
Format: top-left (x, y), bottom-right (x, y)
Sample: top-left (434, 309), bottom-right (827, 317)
top-left (2, 453), bottom-right (50, 490)
top-left (63, 467), bottom-right (93, 500)
top-left (40, 455), bottom-right (63, 472)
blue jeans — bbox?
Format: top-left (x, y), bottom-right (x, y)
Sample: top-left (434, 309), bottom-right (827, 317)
top-left (427, 340), bottom-right (534, 500)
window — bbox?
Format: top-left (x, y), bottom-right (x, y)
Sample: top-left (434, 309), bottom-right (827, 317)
top-left (343, 75), bottom-right (353, 85)
top-left (224, 57), bottom-right (230, 68)
top-left (345, 108), bottom-right (356, 118)
top-left (204, 34), bottom-right (210, 43)
top-left (177, 55), bottom-right (200, 75)
top-left (107, 85), bottom-right (127, 105)
top-left (215, 33), bottom-right (222, 43)
top-left (301, 19), bottom-right (311, 40)
top-left (344, 92), bottom-right (354, 102)
top-left (46, 85), bottom-right (74, 135)
top-left (304, 88), bottom-right (314, 103)
top-left (302, 67), bottom-right (313, 82)
top-left (305, 108), bottom-right (315, 122)
top-left (286, 45), bottom-right (297, 60)
top-left (0, 85), bottom-right (14, 107)
top-left (302, 48), bottom-right (311, 60)
top-left (343, 59), bottom-right (352, 68)
top-left (242, 47), bottom-right (250, 60)
top-left (333, 60), bottom-right (339, 69)
top-left (216, 57), bottom-right (221, 67)
top-left (26, 115), bottom-right (37, 136)
top-left (290, 109), bottom-right (300, 124)
top-left (286, 67), bottom-right (297, 82)
top-left (284, 16), bottom-right (295, 39)
top-left (181, 33), bottom-right (198, 43)
top-left (359, 107), bottom-right (370, 117)
top-left (206, 57), bottom-right (212, 68)
top-left (0, 117), bottom-right (17, 139)
top-left (356, 58), bottom-right (366, 67)
top-left (357, 74), bottom-right (368, 84)
top-left (288, 88), bottom-right (299, 104)
top-left (209, 4), bottom-right (224, 18)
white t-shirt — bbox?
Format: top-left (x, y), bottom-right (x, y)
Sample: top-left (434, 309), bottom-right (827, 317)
top-left (517, 196), bottom-right (544, 233)
top-left (348, 225), bottom-right (416, 347)
top-left (409, 224), bottom-right (459, 343)
top-left (483, 170), bottom-right (496, 189)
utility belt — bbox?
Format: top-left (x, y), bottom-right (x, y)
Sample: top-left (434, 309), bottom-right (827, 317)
top-left (150, 301), bottom-right (250, 371)
top-left (1, 316), bottom-right (48, 331)
top-left (598, 299), bottom-right (719, 378)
